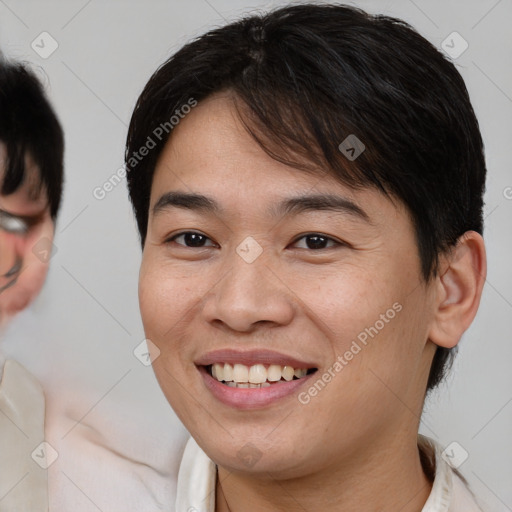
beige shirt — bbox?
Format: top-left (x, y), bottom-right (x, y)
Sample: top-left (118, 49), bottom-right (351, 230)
top-left (175, 435), bottom-right (484, 512)
top-left (0, 359), bottom-right (48, 512)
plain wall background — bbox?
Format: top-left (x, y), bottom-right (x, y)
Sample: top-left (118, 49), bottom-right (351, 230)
top-left (0, 0), bottom-right (510, 510)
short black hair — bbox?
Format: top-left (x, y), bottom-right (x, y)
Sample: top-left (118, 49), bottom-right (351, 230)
top-left (0, 56), bottom-right (64, 219)
top-left (125, 3), bottom-right (486, 391)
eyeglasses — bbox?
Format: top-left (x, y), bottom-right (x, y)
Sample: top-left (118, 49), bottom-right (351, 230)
top-left (0, 210), bottom-right (29, 235)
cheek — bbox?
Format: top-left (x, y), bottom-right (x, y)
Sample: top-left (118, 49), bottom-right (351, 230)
top-left (138, 257), bottom-right (202, 356)
top-left (0, 225), bottom-right (53, 320)
top-left (325, 283), bottom-right (432, 420)
top-left (296, 261), bottom-right (428, 388)
top-left (139, 260), bottom-right (209, 424)
top-left (139, 264), bottom-right (173, 340)
top-left (289, 265), bottom-right (398, 347)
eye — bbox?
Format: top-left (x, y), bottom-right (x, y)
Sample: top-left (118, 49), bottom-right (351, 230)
top-left (165, 231), bottom-right (344, 251)
top-left (167, 231), bottom-right (217, 248)
top-left (0, 211), bottom-right (29, 235)
top-left (291, 233), bottom-right (342, 250)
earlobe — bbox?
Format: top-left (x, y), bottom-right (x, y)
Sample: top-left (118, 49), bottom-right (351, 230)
top-left (428, 231), bottom-right (487, 349)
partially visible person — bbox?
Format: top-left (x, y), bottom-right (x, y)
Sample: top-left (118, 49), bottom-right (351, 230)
top-left (0, 54), bottom-right (64, 511)
top-left (125, 3), bottom-right (487, 511)
top-left (0, 54), bottom-right (187, 512)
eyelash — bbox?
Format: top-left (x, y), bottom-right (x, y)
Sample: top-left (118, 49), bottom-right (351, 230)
top-left (166, 231), bottom-right (344, 251)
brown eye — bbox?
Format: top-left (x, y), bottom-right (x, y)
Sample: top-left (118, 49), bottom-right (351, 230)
top-left (168, 231), bottom-right (216, 248)
top-left (292, 234), bottom-right (341, 250)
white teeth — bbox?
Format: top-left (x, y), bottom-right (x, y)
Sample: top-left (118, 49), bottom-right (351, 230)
top-left (223, 363), bottom-right (233, 381)
top-left (213, 363), bottom-right (224, 381)
top-left (248, 364), bottom-right (267, 384)
top-left (233, 364), bottom-right (249, 383)
top-left (209, 362), bottom-right (312, 386)
top-left (267, 364), bottom-right (282, 382)
top-left (282, 366), bottom-right (294, 381)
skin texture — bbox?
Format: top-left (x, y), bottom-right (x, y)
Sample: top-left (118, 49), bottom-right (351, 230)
top-left (0, 142), bottom-right (54, 326)
top-left (139, 93), bottom-right (486, 512)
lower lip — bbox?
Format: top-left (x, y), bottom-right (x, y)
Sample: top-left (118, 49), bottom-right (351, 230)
top-left (198, 366), bottom-right (315, 410)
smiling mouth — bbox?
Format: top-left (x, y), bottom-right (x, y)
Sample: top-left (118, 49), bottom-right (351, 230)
top-left (206, 363), bottom-right (318, 389)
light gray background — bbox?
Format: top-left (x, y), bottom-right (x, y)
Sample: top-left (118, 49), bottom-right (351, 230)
top-left (0, 0), bottom-right (510, 510)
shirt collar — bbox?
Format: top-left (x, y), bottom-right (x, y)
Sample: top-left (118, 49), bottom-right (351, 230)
top-left (175, 435), bottom-right (472, 512)
top-left (418, 435), bottom-right (453, 512)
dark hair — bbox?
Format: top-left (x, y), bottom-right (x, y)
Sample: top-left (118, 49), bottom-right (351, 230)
top-left (0, 56), bottom-right (64, 219)
top-left (125, 3), bottom-right (486, 391)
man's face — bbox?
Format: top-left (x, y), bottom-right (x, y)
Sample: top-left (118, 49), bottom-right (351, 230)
top-left (139, 93), bottom-right (438, 478)
top-left (0, 142), bottom-right (54, 324)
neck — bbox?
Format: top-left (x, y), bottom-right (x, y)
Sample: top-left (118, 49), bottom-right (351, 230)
top-left (216, 430), bottom-right (432, 512)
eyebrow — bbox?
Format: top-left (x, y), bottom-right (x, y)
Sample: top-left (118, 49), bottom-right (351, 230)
top-left (152, 191), bottom-right (371, 223)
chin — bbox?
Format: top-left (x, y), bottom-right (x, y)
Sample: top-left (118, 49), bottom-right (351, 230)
top-left (199, 431), bottom-right (306, 475)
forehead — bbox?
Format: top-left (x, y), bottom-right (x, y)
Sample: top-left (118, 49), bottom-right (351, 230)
top-left (150, 93), bottom-right (403, 224)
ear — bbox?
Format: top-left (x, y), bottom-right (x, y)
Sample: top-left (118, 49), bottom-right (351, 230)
top-left (0, 212), bottom-right (55, 325)
top-left (428, 231), bottom-right (487, 349)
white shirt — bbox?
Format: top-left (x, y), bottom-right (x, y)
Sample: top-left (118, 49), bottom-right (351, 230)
top-left (0, 359), bottom-right (48, 512)
top-left (175, 435), bottom-right (484, 512)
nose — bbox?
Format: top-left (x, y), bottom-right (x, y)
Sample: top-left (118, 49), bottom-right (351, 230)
top-left (202, 246), bottom-right (295, 333)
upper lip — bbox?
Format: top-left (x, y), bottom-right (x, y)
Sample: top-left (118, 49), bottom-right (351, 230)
top-left (195, 349), bottom-right (318, 369)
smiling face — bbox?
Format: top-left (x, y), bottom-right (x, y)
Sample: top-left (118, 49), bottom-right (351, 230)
top-left (139, 93), bottom-right (439, 478)
top-left (0, 142), bottom-right (55, 325)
